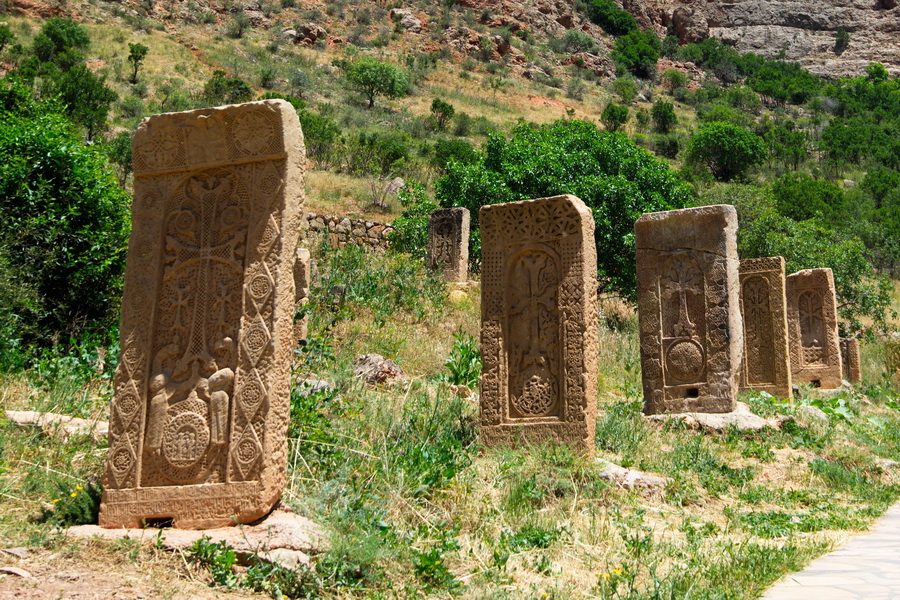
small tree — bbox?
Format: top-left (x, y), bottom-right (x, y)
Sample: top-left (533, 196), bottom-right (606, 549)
top-left (612, 29), bottom-right (660, 79)
top-left (612, 76), bottom-right (638, 104)
top-left (32, 17), bottom-right (90, 69)
top-left (651, 100), bottom-right (677, 133)
top-left (601, 102), bottom-right (628, 132)
top-left (430, 98), bottom-right (455, 131)
top-left (203, 70), bottom-right (253, 105)
top-left (0, 24), bottom-right (15, 55)
top-left (686, 121), bottom-right (767, 181)
top-left (127, 42), bottom-right (149, 84)
top-left (54, 63), bottom-right (118, 140)
top-left (661, 68), bottom-right (688, 91)
top-left (344, 57), bottom-right (409, 109)
top-left (834, 27), bottom-right (850, 54)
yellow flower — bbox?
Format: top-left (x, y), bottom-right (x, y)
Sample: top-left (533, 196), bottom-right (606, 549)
top-left (601, 573), bottom-right (610, 579)
top-left (613, 567), bottom-right (623, 575)
top-left (70, 492), bottom-right (77, 498)
top-left (75, 485), bottom-right (83, 491)
top-left (52, 499), bottom-right (60, 503)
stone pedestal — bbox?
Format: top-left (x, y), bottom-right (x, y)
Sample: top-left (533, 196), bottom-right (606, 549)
top-left (786, 268), bottom-right (842, 389)
top-left (100, 100), bottom-right (305, 529)
top-left (739, 257), bottom-right (792, 399)
top-left (479, 195), bottom-right (598, 453)
top-left (427, 207), bottom-right (469, 282)
top-left (635, 205), bottom-right (742, 415)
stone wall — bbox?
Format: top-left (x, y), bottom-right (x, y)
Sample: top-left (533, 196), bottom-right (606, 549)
top-left (302, 212), bottom-right (394, 250)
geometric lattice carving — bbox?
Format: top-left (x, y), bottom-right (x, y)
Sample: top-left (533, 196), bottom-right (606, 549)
top-left (427, 207), bottom-right (469, 282)
top-left (739, 257), bottom-right (792, 399)
top-left (100, 100), bottom-right (306, 529)
top-left (785, 268), bottom-right (842, 389)
top-left (479, 195), bottom-right (598, 453)
top-left (635, 205), bottom-right (742, 414)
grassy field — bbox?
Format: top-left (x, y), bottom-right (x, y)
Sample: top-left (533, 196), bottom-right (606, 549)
top-left (2, 244), bottom-right (900, 599)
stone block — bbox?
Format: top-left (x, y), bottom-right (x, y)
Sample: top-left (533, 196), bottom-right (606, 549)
top-left (841, 337), bottom-right (861, 383)
top-left (427, 208), bottom-right (470, 282)
top-left (294, 247), bottom-right (311, 342)
top-left (635, 205), bottom-right (742, 414)
top-left (100, 100), bottom-right (305, 529)
top-left (479, 195), bottom-right (598, 453)
top-left (786, 268), bottom-right (842, 389)
top-left (739, 257), bottom-right (792, 399)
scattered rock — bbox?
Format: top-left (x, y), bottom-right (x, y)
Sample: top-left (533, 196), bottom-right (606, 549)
top-left (843, 179), bottom-right (857, 188)
top-left (672, 6), bottom-right (709, 44)
top-left (796, 404), bottom-right (829, 421)
top-left (296, 379), bottom-right (332, 397)
top-left (449, 384), bottom-right (477, 403)
top-left (281, 28), bottom-right (298, 42)
top-left (645, 402), bottom-right (781, 432)
top-left (383, 177), bottom-right (405, 195)
top-left (876, 458), bottom-right (899, 470)
top-left (353, 354), bottom-right (405, 385)
top-left (67, 510), bottom-right (327, 570)
top-left (596, 459), bottom-right (671, 492)
top-left (523, 65), bottom-right (548, 80)
top-left (389, 9), bottom-right (423, 32)
top-left (3, 410), bottom-right (108, 440)
top-left (0, 566), bottom-right (32, 578)
top-left (1, 548), bottom-right (28, 559)
top-left (294, 23), bottom-right (326, 45)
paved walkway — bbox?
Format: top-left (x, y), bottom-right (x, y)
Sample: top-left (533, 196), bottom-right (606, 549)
top-left (761, 503), bottom-right (900, 600)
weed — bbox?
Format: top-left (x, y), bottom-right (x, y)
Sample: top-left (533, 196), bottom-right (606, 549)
top-left (188, 536), bottom-right (238, 588)
top-left (444, 327), bottom-right (481, 388)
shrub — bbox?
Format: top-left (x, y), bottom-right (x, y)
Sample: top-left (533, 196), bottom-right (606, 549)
top-left (655, 134), bottom-right (680, 158)
top-left (579, 0), bottom-right (637, 36)
top-left (772, 173), bottom-right (846, 224)
top-left (612, 76), bottom-right (638, 104)
top-left (388, 181), bottom-right (438, 260)
top-left (612, 29), bottom-right (660, 79)
top-left (344, 57), bottom-right (409, 108)
top-left (202, 70), bottom-right (253, 105)
top-left (0, 94), bottom-right (130, 349)
top-left (430, 98), bottom-right (455, 131)
top-left (432, 137), bottom-right (478, 172)
top-left (52, 63), bottom-right (118, 140)
top-left (550, 29), bottom-right (598, 54)
top-left (601, 102), bottom-right (628, 132)
top-left (32, 17), bottom-right (90, 69)
top-left (298, 107), bottom-right (342, 165)
top-left (686, 121), bottom-right (766, 181)
top-left (651, 100), bottom-right (676, 133)
top-left (661, 68), bottom-right (688, 91)
top-left (436, 119), bottom-right (690, 298)
top-left (225, 12), bottom-right (251, 38)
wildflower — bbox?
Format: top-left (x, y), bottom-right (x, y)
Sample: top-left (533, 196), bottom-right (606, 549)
top-left (70, 492), bottom-right (77, 498)
top-left (613, 566), bottom-right (623, 575)
top-left (75, 485), bottom-right (83, 491)
top-left (601, 572), bottom-right (610, 579)
top-left (52, 499), bottom-right (60, 503)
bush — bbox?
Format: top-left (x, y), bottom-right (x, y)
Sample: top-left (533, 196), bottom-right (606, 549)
top-left (772, 173), bottom-right (846, 224)
top-left (298, 106), bottom-right (342, 165)
top-left (612, 76), bottom-right (638, 104)
top-left (203, 70), bottom-right (253, 105)
top-left (686, 121), bottom-right (766, 182)
top-left (579, 0), bottom-right (637, 36)
top-left (655, 135), bottom-right (680, 158)
top-left (32, 17), bottom-right (90, 69)
top-left (550, 29), bottom-right (599, 54)
top-left (388, 181), bottom-right (438, 259)
top-left (612, 30), bottom-right (660, 79)
top-left (651, 100), bottom-right (676, 133)
top-left (435, 119), bottom-right (690, 298)
top-left (343, 57), bottom-right (409, 109)
top-left (661, 68), bottom-right (688, 91)
top-left (0, 95), bottom-right (130, 350)
top-left (601, 102), bottom-right (628, 132)
top-left (430, 98), bottom-right (455, 131)
top-left (432, 137), bottom-right (478, 172)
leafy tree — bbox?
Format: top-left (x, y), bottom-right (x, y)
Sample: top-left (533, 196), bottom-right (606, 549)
top-left (430, 98), bottom-right (455, 131)
top-left (740, 211), bottom-right (894, 334)
top-left (432, 138), bottom-right (478, 172)
top-left (763, 122), bottom-right (808, 170)
top-left (203, 70), bottom-right (253, 105)
top-left (655, 135), bottom-right (680, 159)
top-left (435, 119), bottom-right (690, 298)
top-left (31, 17), bottom-right (90, 70)
top-left (612, 76), bottom-right (638, 104)
top-left (612, 29), bottom-right (660, 79)
top-left (865, 62), bottom-right (889, 83)
top-left (298, 107), bottom-right (342, 166)
top-left (601, 102), bottom-right (628, 132)
top-left (661, 68), bottom-right (688, 91)
top-left (834, 27), bottom-right (850, 54)
top-left (0, 85), bottom-right (130, 349)
top-left (686, 121), bottom-right (766, 181)
top-left (106, 130), bottom-right (133, 186)
top-left (54, 63), bottom-right (118, 140)
top-left (388, 181), bottom-right (439, 259)
top-left (651, 100), bottom-right (676, 133)
top-left (344, 57), bottom-right (409, 109)
top-left (0, 24), bottom-right (15, 55)
top-left (550, 29), bottom-right (598, 54)
top-left (772, 173), bottom-right (846, 223)
top-left (580, 0), bottom-right (637, 36)
top-left (127, 42), bottom-right (149, 84)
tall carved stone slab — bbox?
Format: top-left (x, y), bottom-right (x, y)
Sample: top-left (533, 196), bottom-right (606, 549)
top-left (840, 338), bottom-right (861, 383)
top-left (294, 247), bottom-right (311, 342)
top-left (427, 208), bottom-right (470, 282)
top-left (479, 195), bottom-right (598, 453)
top-left (786, 268), bottom-right (842, 389)
top-left (739, 257), bottom-right (792, 399)
top-left (635, 205), bottom-right (742, 414)
top-left (100, 100), bottom-right (305, 529)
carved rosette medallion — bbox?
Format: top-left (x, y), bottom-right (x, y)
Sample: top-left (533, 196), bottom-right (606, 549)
top-left (479, 195), bottom-right (598, 453)
top-left (100, 100), bottom-right (305, 529)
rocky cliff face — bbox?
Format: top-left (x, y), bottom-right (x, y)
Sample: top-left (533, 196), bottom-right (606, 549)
top-left (649, 0), bottom-right (900, 78)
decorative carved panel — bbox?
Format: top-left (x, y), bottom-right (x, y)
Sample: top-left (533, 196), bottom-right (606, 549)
top-left (480, 195), bottom-right (598, 453)
top-left (635, 205), bottom-right (742, 414)
top-left (426, 208), bottom-right (469, 282)
top-left (100, 100), bottom-right (306, 529)
top-left (786, 268), bottom-right (842, 389)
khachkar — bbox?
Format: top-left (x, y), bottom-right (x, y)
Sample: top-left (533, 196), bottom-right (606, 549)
top-left (479, 195), bottom-right (599, 453)
top-left (785, 268), bottom-right (842, 389)
top-left (739, 257), bottom-right (792, 399)
top-left (99, 100), bottom-right (305, 529)
top-left (427, 207), bottom-right (470, 282)
top-left (840, 338), bottom-right (861, 383)
top-left (635, 205), bottom-right (743, 414)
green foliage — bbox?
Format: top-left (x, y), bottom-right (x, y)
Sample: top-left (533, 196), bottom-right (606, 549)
top-left (661, 68), bottom-right (688, 91)
top-left (612, 76), bottom-right (638, 104)
top-left (0, 92), bottom-right (130, 351)
top-left (126, 42), bottom-right (148, 84)
top-left (0, 24), bottom-right (15, 54)
top-left (650, 100), bottom-right (676, 133)
top-left (297, 106), bottom-right (342, 165)
top-left (53, 63), bottom-right (118, 140)
top-left (39, 478), bottom-right (102, 526)
top-left (430, 97), bottom-right (455, 131)
top-left (189, 537), bottom-right (239, 588)
top-left (224, 12), bottom-right (251, 39)
top-left (865, 61), bottom-right (889, 83)
top-left (612, 29), bottom-right (660, 79)
top-left (202, 70), bottom-right (253, 105)
top-left (432, 137), bottom-right (478, 172)
top-left (578, 0), bottom-right (637, 36)
top-left (835, 27), bottom-right (850, 54)
top-left (32, 17), bottom-right (90, 69)
top-left (345, 129), bottom-right (411, 175)
top-left (436, 119), bottom-right (690, 298)
top-left (601, 102), bottom-right (629, 132)
top-left (343, 56), bottom-right (409, 108)
top-left (412, 529), bottom-right (461, 592)
top-left (686, 121), bottom-right (767, 181)
top-left (550, 28), bottom-right (599, 54)
top-left (739, 211), bottom-right (894, 333)
top-left (388, 181), bottom-right (438, 259)
top-left (655, 134), bottom-right (680, 159)
top-left (444, 327), bottom-right (481, 388)
top-left (105, 129), bottom-right (133, 185)
top-left (772, 173), bottom-right (846, 222)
